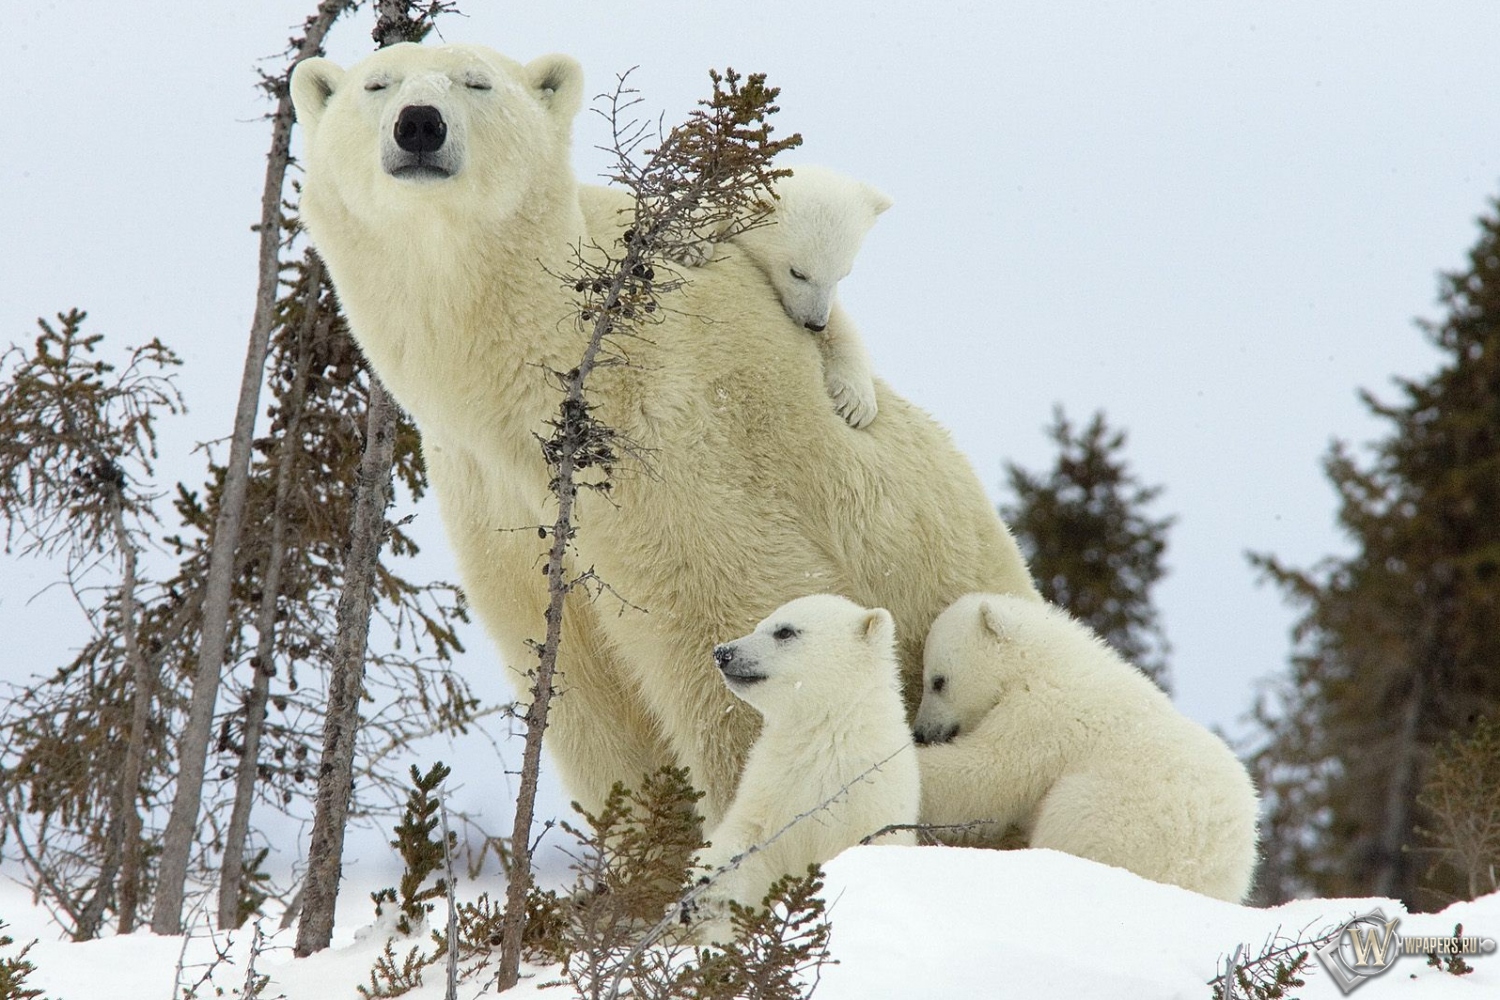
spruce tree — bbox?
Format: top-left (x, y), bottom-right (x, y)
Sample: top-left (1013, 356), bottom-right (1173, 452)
top-left (1249, 198), bottom-right (1500, 908)
top-left (1000, 407), bottom-right (1175, 691)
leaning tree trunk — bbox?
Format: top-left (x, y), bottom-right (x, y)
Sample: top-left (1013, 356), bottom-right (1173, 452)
top-left (217, 270), bottom-right (326, 930)
top-left (293, 379), bottom-right (399, 956)
top-left (292, 0), bottom-right (444, 956)
top-left (151, 0), bottom-right (352, 936)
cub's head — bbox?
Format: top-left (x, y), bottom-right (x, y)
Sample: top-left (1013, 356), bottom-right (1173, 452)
top-left (735, 165), bottom-right (891, 332)
top-left (913, 593), bottom-right (1029, 746)
top-left (711, 594), bottom-right (897, 719)
top-left (290, 43), bottom-right (583, 229)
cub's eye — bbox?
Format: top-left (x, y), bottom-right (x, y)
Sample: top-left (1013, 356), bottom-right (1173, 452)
top-left (788, 268), bottom-right (808, 282)
top-left (464, 78), bottom-right (492, 91)
top-left (772, 625), bottom-right (799, 642)
top-left (364, 79), bottom-right (389, 92)
top-left (931, 676), bottom-right (947, 693)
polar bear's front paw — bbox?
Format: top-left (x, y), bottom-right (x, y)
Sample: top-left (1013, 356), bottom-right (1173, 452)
top-left (826, 371), bottom-right (879, 429)
top-left (677, 877), bottom-right (734, 944)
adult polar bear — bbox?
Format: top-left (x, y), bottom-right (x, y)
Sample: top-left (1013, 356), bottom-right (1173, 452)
top-left (290, 42), bottom-right (1038, 824)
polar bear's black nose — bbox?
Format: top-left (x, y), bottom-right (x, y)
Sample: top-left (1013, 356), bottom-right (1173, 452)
top-left (395, 105), bottom-right (447, 153)
top-left (712, 645), bottom-right (736, 670)
top-left (804, 321), bottom-right (826, 333)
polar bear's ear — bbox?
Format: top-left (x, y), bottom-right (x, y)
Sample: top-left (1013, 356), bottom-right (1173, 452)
top-left (291, 57), bottom-right (345, 136)
top-left (860, 607), bottom-right (894, 645)
top-left (527, 54), bottom-right (585, 121)
top-left (861, 183), bottom-right (893, 218)
top-left (978, 601), bottom-right (1007, 642)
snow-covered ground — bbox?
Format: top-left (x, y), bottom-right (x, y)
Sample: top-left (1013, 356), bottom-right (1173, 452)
top-left (5, 846), bottom-right (1497, 999)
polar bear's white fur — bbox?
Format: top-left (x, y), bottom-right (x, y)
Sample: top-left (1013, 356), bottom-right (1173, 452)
top-left (289, 43), bottom-right (1039, 826)
top-left (914, 593), bottom-right (1259, 902)
top-left (689, 594), bottom-right (918, 939)
top-left (675, 166), bottom-right (890, 428)
top-left (730, 166), bottom-right (890, 428)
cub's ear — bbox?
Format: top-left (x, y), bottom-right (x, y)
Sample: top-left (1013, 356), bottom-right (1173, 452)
top-left (527, 53), bottom-right (584, 121)
top-left (978, 600), bottom-right (1007, 642)
top-left (862, 183), bottom-right (894, 218)
top-left (860, 607), bottom-right (895, 645)
top-left (291, 57), bottom-right (345, 136)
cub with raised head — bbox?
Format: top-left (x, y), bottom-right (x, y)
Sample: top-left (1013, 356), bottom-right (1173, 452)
top-left (686, 594), bottom-right (918, 941)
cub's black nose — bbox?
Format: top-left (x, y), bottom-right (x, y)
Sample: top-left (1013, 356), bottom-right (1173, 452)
top-left (712, 645), bottom-right (735, 670)
top-left (804, 321), bottom-right (826, 333)
top-left (395, 105), bottom-right (447, 153)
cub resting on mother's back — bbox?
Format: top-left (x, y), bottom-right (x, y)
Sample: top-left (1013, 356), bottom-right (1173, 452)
top-left (289, 42), bottom-right (1039, 825)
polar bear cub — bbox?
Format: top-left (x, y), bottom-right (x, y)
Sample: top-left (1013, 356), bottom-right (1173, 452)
top-left (688, 165), bottom-right (891, 429)
top-left (689, 594), bottom-right (919, 939)
top-left (914, 593), bottom-right (1259, 902)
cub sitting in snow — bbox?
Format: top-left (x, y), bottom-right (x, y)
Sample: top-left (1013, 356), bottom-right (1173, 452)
top-left (686, 594), bottom-right (919, 941)
top-left (684, 165), bottom-right (891, 429)
top-left (913, 593), bottom-right (1260, 902)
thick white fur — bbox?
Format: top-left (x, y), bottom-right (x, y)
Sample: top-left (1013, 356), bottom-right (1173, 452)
top-left (691, 595), bottom-right (918, 940)
top-left (914, 594), bottom-right (1260, 902)
top-left (733, 166), bottom-right (890, 428)
top-left (289, 43), bottom-right (1039, 826)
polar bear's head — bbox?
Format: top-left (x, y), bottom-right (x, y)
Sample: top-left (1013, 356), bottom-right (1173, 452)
top-left (912, 593), bottom-right (1033, 745)
top-left (290, 43), bottom-right (584, 229)
top-left (735, 166), bottom-right (892, 332)
top-left (711, 594), bottom-right (899, 720)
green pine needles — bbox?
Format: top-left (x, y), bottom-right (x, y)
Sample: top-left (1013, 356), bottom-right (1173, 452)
top-left (0, 921), bottom-right (47, 1000)
top-left (381, 761), bottom-right (456, 937)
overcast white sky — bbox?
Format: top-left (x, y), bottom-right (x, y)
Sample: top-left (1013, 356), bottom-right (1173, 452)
top-left (5, 2), bottom-right (1500, 868)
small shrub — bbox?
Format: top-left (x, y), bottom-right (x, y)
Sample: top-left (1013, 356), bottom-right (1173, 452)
top-left (1416, 715), bottom-right (1500, 902)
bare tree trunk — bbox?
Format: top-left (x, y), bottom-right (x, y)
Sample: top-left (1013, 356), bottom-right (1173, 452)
top-left (113, 508), bottom-right (152, 934)
top-left (1374, 668), bottom-right (1427, 898)
top-left (152, 1), bottom-right (351, 936)
top-left (294, 379), bottom-right (399, 956)
top-left (495, 242), bottom-right (653, 990)
top-left (292, 0), bottom-right (449, 955)
top-left (495, 447), bottom-right (578, 990)
top-left (217, 275), bottom-right (325, 930)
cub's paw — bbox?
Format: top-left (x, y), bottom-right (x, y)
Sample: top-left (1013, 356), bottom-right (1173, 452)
top-left (677, 877), bottom-right (733, 944)
top-left (826, 371), bottom-right (879, 429)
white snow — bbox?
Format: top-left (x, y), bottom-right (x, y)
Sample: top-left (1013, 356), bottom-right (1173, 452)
top-left (5, 846), bottom-right (1497, 999)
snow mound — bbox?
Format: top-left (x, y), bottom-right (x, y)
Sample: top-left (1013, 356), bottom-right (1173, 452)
top-left (6, 846), bottom-right (1498, 998)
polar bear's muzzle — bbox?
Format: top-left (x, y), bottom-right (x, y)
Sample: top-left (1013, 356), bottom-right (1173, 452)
top-left (912, 721), bottom-right (960, 746)
top-left (712, 643), bottom-right (766, 685)
top-left (383, 104), bottom-right (461, 180)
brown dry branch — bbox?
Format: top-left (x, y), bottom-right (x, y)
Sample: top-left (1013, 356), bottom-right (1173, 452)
top-left (492, 67), bottom-right (800, 992)
top-left (856, 820), bottom-right (1000, 846)
top-left (1209, 923), bottom-right (1342, 1000)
